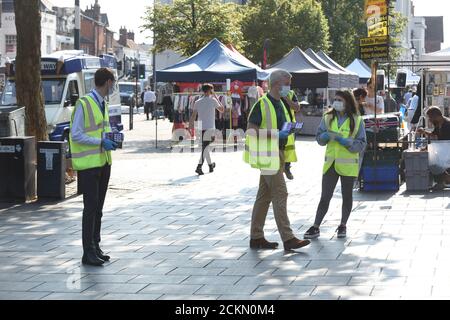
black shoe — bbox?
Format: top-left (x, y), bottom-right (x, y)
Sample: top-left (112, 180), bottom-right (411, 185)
top-left (285, 168), bottom-right (294, 180)
top-left (336, 225), bottom-right (347, 239)
top-left (95, 245), bottom-right (110, 262)
top-left (195, 166), bottom-right (204, 176)
top-left (209, 163), bottom-right (216, 173)
top-left (250, 238), bottom-right (279, 250)
top-left (304, 226), bottom-right (320, 239)
top-left (82, 251), bottom-right (105, 266)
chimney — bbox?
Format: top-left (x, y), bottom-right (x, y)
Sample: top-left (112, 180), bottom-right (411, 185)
top-left (119, 27), bottom-right (128, 46)
top-left (93, 0), bottom-right (101, 22)
top-left (127, 31), bottom-right (135, 41)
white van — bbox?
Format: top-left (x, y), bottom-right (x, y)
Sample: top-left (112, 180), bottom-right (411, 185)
top-left (0, 50), bottom-right (123, 141)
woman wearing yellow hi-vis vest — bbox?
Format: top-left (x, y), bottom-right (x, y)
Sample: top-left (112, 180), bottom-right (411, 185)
top-left (281, 90), bottom-right (300, 180)
top-left (244, 69), bottom-right (311, 251)
top-left (304, 90), bottom-right (367, 240)
top-left (69, 68), bottom-right (118, 267)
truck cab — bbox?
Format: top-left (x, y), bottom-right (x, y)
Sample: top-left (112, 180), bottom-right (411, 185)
top-left (0, 50), bottom-right (123, 141)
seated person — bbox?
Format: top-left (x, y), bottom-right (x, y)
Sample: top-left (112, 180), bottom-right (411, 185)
top-left (417, 106), bottom-right (450, 190)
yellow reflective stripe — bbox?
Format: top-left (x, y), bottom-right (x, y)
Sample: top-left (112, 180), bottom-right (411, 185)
top-left (325, 157), bottom-right (358, 164)
top-left (80, 97), bottom-right (103, 133)
top-left (71, 148), bottom-right (102, 159)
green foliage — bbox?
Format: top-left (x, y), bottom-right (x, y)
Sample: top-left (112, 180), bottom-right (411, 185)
top-left (141, 0), bottom-right (244, 56)
top-left (318, 0), bottom-right (367, 66)
top-left (240, 0), bottom-right (330, 65)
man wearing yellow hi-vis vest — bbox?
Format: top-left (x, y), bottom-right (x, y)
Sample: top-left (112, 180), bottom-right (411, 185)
top-left (244, 69), bottom-right (311, 251)
top-left (304, 90), bottom-right (367, 241)
top-left (69, 68), bottom-right (118, 267)
top-left (281, 90), bottom-right (300, 180)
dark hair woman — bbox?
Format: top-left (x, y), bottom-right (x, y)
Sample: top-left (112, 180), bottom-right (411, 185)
top-left (353, 88), bottom-right (368, 116)
top-left (304, 90), bottom-right (367, 240)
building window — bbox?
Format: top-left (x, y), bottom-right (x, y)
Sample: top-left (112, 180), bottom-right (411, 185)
top-left (47, 36), bottom-right (52, 54)
top-left (5, 35), bottom-right (17, 53)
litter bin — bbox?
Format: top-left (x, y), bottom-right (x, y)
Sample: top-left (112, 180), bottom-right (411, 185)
top-left (37, 141), bottom-right (66, 200)
top-left (0, 107), bottom-right (26, 137)
top-left (0, 137), bottom-right (36, 202)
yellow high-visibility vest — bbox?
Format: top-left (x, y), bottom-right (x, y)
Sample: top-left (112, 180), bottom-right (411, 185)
top-left (69, 95), bottom-right (112, 171)
top-left (323, 113), bottom-right (362, 177)
top-left (244, 94), bottom-right (294, 174)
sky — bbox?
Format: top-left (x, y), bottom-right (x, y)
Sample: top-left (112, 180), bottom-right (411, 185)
top-left (50, 0), bottom-right (449, 49)
top-left (413, 0), bottom-right (450, 48)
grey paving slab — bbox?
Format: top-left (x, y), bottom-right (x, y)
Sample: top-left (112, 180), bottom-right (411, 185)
top-left (0, 291), bottom-right (51, 300)
top-left (128, 275), bottom-right (189, 285)
top-left (0, 281), bottom-right (44, 292)
top-left (253, 285), bottom-right (315, 296)
top-left (181, 276), bottom-right (242, 286)
top-left (100, 293), bottom-right (162, 300)
top-left (84, 283), bottom-right (148, 294)
top-left (41, 292), bottom-right (107, 300)
top-left (29, 281), bottom-right (96, 293)
top-left (139, 284), bottom-right (202, 295)
top-left (195, 284), bottom-right (259, 295)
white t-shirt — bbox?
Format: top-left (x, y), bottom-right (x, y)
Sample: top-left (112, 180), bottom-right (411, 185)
top-left (365, 96), bottom-right (385, 115)
top-left (193, 96), bottom-right (220, 130)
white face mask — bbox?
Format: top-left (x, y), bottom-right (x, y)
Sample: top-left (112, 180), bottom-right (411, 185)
top-left (280, 85), bottom-right (291, 98)
top-left (333, 100), bottom-right (345, 112)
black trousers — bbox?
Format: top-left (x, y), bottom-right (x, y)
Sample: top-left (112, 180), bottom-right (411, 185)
top-left (314, 165), bottom-right (355, 227)
top-left (78, 165), bottom-right (111, 254)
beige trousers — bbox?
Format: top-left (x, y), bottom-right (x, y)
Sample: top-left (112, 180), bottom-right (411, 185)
top-left (250, 151), bottom-right (295, 242)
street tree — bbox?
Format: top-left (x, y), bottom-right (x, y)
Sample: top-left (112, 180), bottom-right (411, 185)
top-left (241, 0), bottom-right (330, 66)
top-left (141, 0), bottom-right (244, 57)
top-left (14, 0), bottom-right (47, 141)
top-left (318, 0), bottom-right (367, 66)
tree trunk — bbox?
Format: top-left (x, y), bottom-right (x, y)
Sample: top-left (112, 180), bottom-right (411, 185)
top-left (14, 0), bottom-right (47, 141)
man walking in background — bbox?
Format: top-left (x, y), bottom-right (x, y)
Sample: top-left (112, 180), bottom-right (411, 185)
top-left (144, 86), bottom-right (157, 120)
top-left (189, 84), bottom-right (225, 176)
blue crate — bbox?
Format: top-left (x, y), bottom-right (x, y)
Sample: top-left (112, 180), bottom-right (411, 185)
top-left (361, 181), bottom-right (400, 192)
top-left (362, 165), bottom-right (399, 182)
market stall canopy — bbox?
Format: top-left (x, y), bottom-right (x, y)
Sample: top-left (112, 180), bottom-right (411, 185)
top-left (267, 47), bottom-right (338, 88)
top-left (346, 58), bottom-right (371, 84)
top-left (421, 47), bottom-right (450, 70)
top-left (305, 48), bottom-right (355, 88)
top-left (156, 38), bottom-right (269, 82)
top-left (227, 44), bottom-right (269, 80)
top-left (317, 51), bottom-right (359, 88)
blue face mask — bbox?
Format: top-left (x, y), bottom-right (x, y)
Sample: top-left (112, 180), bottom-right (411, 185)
top-left (280, 86), bottom-right (291, 98)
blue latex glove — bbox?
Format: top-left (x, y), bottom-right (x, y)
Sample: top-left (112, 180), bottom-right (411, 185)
top-left (102, 139), bottom-right (118, 151)
top-left (336, 136), bottom-right (352, 147)
top-left (279, 129), bottom-right (290, 140)
top-left (320, 132), bottom-right (330, 143)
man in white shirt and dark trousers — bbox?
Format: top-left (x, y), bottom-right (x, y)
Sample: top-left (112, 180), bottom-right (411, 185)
top-left (189, 84), bottom-right (225, 175)
top-left (70, 68), bottom-right (118, 266)
top-left (144, 87), bottom-right (157, 120)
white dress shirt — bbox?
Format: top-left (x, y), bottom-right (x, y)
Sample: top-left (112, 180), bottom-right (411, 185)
top-left (71, 89), bottom-right (111, 146)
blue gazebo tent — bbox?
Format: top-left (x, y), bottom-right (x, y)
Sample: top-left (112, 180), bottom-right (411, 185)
top-left (156, 39), bottom-right (269, 83)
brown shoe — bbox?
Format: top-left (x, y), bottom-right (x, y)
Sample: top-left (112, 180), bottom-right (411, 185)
top-left (250, 238), bottom-right (279, 250)
top-left (284, 237), bottom-right (311, 251)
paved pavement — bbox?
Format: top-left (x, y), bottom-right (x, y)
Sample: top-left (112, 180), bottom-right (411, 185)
top-left (1, 113), bottom-right (450, 300)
